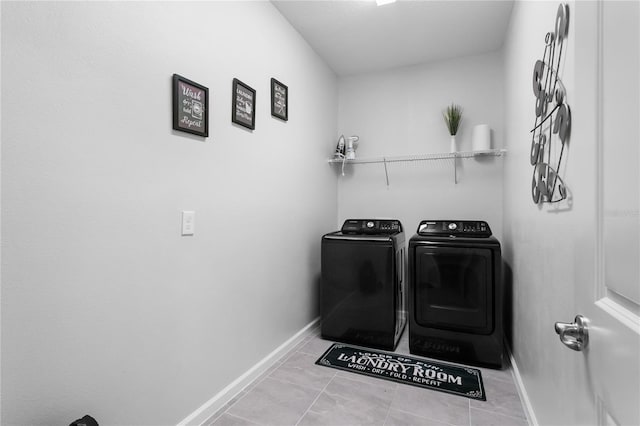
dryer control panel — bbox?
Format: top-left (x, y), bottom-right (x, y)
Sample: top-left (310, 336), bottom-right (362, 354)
top-left (417, 220), bottom-right (492, 237)
top-left (341, 219), bottom-right (403, 235)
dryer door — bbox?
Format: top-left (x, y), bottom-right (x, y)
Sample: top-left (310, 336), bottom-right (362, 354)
top-left (414, 246), bottom-right (494, 334)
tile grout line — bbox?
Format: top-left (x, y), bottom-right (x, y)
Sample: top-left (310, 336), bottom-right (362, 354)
top-left (188, 321), bottom-right (321, 426)
top-left (204, 388), bottom-right (249, 424)
top-left (381, 383), bottom-right (399, 426)
top-left (263, 373), bottom-right (332, 393)
top-left (217, 412), bottom-right (261, 426)
top-left (469, 405), bottom-right (528, 421)
top-left (388, 407), bottom-right (459, 426)
top-left (207, 341), bottom-right (311, 424)
top-left (211, 383), bottom-right (261, 425)
top-left (213, 331), bottom-right (526, 426)
top-left (238, 362), bottom-right (281, 396)
top-left (293, 372), bottom-right (337, 426)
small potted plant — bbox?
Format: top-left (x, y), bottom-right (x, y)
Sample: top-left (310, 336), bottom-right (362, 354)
top-left (443, 103), bottom-right (463, 153)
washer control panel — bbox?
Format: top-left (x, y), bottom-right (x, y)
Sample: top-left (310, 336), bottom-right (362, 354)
top-left (417, 220), bottom-right (492, 237)
top-left (341, 219), bottom-right (403, 235)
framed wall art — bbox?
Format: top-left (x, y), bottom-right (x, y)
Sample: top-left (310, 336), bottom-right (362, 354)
top-left (271, 78), bottom-right (288, 121)
top-left (232, 78), bottom-right (256, 130)
top-left (172, 74), bottom-right (209, 137)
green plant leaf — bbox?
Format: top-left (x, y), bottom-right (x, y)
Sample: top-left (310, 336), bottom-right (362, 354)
top-left (443, 103), bottom-right (463, 135)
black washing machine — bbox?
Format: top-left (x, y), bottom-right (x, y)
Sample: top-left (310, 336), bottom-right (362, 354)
top-left (408, 220), bottom-right (503, 368)
top-left (321, 219), bottom-right (406, 351)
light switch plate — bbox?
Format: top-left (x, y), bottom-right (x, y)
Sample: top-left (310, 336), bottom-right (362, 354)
top-left (182, 211), bottom-right (195, 236)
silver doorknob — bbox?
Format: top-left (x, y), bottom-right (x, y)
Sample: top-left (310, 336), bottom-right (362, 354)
top-left (554, 315), bottom-right (589, 351)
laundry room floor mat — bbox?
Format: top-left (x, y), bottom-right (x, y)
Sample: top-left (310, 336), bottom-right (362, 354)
top-left (315, 343), bottom-right (486, 401)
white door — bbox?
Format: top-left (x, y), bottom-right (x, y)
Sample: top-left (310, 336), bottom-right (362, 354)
top-left (566, 2), bottom-right (640, 425)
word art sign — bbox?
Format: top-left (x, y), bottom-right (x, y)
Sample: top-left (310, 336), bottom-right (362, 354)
top-left (271, 78), bottom-right (288, 121)
top-left (530, 3), bottom-right (571, 204)
top-left (172, 74), bottom-right (209, 137)
top-left (232, 78), bottom-right (256, 130)
top-left (316, 344), bottom-right (485, 400)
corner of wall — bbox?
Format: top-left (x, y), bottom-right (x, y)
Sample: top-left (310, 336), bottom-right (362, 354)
top-left (0, 0), bottom-right (3, 421)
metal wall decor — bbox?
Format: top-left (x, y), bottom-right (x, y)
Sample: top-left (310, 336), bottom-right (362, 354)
top-left (530, 3), bottom-right (571, 204)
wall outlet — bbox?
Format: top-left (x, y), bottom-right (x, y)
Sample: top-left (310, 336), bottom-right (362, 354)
top-left (181, 211), bottom-right (195, 236)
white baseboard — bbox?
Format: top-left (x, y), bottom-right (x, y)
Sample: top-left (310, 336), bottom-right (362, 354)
top-left (177, 318), bottom-right (320, 426)
top-left (505, 341), bottom-right (539, 426)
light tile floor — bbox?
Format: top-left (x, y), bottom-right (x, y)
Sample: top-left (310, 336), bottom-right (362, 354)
top-left (205, 328), bottom-right (529, 426)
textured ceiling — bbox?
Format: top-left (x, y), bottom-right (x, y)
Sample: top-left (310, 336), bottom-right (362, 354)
top-left (271, 0), bottom-right (514, 76)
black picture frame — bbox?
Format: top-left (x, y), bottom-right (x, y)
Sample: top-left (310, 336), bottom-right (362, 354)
top-left (172, 74), bottom-right (209, 137)
top-left (232, 78), bottom-right (256, 130)
top-left (271, 78), bottom-right (288, 121)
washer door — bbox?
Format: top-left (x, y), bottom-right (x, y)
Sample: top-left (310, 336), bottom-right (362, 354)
top-left (414, 246), bottom-right (494, 334)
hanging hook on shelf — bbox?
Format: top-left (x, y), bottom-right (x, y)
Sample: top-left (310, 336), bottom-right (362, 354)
top-left (453, 154), bottom-right (458, 184)
top-left (383, 157), bottom-right (390, 187)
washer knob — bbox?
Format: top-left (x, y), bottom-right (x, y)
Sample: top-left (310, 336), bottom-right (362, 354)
top-left (367, 221), bottom-right (375, 228)
top-left (448, 222), bottom-right (458, 230)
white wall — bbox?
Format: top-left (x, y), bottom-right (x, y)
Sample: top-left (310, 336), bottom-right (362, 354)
top-left (502, 1), bottom-right (583, 424)
top-left (336, 52), bottom-right (505, 240)
top-left (0, 2), bottom-right (337, 425)
top-left (0, 1), bottom-right (3, 422)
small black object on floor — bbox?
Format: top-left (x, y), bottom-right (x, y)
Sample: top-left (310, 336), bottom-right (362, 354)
top-left (69, 414), bottom-right (99, 426)
top-left (316, 343), bottom-right (486, 401)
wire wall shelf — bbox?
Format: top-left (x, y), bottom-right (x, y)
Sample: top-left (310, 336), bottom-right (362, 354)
top-left (327, 149), bottom-right (507, 185)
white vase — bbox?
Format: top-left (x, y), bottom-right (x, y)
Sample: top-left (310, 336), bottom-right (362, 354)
top-left (450, 135), bottom-right (457, 153)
